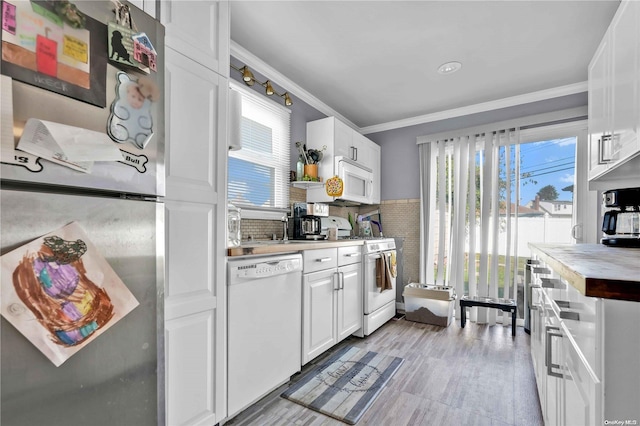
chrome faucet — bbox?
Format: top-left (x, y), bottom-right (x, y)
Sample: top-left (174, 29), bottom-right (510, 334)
top-left (282, 214), bottom-right (289, 241)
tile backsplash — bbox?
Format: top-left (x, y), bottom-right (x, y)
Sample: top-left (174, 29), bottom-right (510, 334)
top-left (238, 188), bottom-right (421, 296)
top-left (241, 186), bottom-right (362, 241)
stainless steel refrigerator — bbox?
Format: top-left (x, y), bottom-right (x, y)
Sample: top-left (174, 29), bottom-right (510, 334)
top-left (1, 2), bottom-right (164, 425)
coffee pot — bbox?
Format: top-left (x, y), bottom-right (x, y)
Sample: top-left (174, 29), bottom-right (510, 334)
top-left (601, 188), bottom-right (640, 247)
top-left (291, 202), bottom-right (329, 240)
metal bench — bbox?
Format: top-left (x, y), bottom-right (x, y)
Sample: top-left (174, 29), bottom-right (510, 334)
top-left (460, 295), bottom-right (517, 336)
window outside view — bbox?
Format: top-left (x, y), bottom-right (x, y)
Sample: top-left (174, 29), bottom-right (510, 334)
top-left (227, 85), bottom-right (291, 211)
top-left (228, 118), bottom-right (275, 207)
top-left (502, 137), bottom-right (577, 301)
top-left (432, 136), bottom-right (577, 316)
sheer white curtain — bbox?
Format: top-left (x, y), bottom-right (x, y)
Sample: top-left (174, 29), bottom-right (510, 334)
top-left (418, 128), bottom-right (520, 325)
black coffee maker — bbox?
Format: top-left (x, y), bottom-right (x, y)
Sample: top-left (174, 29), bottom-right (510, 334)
top-left (602, 187), bottom-right (640, 247)
top-left (292, 202), bottom-right (329, 240)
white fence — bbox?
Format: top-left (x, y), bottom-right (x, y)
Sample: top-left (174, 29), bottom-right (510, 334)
top-left (468, 214), bottom-right (573, 258)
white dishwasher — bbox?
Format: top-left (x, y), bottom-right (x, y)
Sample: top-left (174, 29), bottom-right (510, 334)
top-left (227, 253), bottom-right (303, 418)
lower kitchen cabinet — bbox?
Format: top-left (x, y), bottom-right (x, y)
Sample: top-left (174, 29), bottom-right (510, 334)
top-left (530, 270), bottom-right (601, 426)
top-left (531, 286), bottom-right (565, 426)
top-left (561, 321), bottom-right (599, 426)
top-left (336, 262), bottom-right (363, 342)
top-left (529, 246), bottom-right (640, 426)
top-left (302, 246), bottom-right (362, 365)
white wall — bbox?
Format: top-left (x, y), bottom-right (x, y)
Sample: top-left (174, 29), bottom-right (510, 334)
top-left (365, 93), bottom-right (589, 201)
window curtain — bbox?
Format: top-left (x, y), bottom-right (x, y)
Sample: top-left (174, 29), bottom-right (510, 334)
top-left (418, 128), bottom-right (520, 325)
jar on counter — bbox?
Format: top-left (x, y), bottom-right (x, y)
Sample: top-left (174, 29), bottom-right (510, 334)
top-left (228, 203), bottom-right (241, 247)
top-left (296, 156), bottom-right (304, 181)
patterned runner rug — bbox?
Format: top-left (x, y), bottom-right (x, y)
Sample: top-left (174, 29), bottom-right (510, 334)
top-left (281, 346), bottom-right (404, 424)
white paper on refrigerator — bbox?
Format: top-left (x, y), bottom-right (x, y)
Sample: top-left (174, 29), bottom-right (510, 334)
top-left (16, 119), bottom-right (124, 173)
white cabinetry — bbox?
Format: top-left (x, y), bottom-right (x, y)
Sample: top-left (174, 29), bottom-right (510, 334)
top-left (160, 0), bottom-right (229, 74)
top-left (127, 0), bottom-right (156, 18)
top-left (305, 117), bottom-right (381, 204)
top-left (163, 1), bottom-right (229, 425)
top-left (588, 0), bottom-right (640, 188)
top-left (588, 36), bottom-right (611, 180)
top-left (302, 245), bottom-right (363, 364)
top-left (350, 131), bottom-right (372, 167)
top-left (165, 49), bottom-right (227, 204)
top-left (369, 142), bottom-right (381, 205)
top-left (530, 285), bottom-right (566, 426)
top-left (312, 117), bottom-right (372, 168)
top-left (529, 256), bottom-right (640, 425)
top-left (560, 321), bottom-right (598, 426)
top-left (332, 117), bottom-right (355, 160)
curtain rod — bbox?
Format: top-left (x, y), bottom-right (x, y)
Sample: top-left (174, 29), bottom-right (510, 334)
top-left (416, 106), bottom-right (587, 145)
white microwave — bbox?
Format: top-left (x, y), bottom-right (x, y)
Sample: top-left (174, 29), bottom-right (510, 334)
top-left (335, 156), bottom-right (373, 204)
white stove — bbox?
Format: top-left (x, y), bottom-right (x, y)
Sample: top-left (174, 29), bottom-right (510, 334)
top-left (320, 215), bottom-right (397, 336)
top-left (354, 237), bottom-right (397, 337)
top-left (362, 238), bottom-right (396, 253)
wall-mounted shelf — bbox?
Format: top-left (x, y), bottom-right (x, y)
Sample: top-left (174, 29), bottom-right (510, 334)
top-left (291, 181), bottom-right (324, 189)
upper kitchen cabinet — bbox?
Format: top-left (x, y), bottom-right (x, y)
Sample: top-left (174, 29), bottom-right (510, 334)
top-left (127, 0), bottom-right (156, 18)
top-left (369, 142), bottom-right (381, 205)
top-left (160, 1), bottom-right (230, 75)
top-left (307, 117), bottom-right (379, 170)
top-left (588, 0), bottom-right (640, 189)
top-left (306, 117), bottom-right (381, 205)
top-left (331, 117), bottom-right (355, 160)
top-left (588, 33), bottom-right (611, 180)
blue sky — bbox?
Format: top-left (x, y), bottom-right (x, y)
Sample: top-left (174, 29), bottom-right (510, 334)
top-left (517, 137), bottom-right (576, 205)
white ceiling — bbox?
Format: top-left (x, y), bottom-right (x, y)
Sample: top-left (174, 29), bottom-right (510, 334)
top-left (230, 1), bottom-right (619, 131)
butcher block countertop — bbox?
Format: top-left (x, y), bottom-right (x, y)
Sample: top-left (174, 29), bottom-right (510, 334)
top-left (227, 239), bottom-right (364, 257)
top-left (529, 243), bottom-right (640, 302)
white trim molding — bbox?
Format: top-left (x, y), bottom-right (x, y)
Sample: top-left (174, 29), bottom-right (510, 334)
top-left (230, 41), bottom-right (359, 131)
top-left (231, 40), bottom-right (588, 137)
top-left (361, 82), bottom-right (588, 135)
top-left (416, 106), bottom-right (588, 145)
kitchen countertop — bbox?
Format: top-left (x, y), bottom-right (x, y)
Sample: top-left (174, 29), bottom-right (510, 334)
top-left (529, 243), bottom-right (640, 302)
top-left (227, 239), bottom-right (365, 257)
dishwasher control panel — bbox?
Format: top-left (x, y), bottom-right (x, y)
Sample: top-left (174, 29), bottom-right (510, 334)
top-left (229, 255), bottom-right (303, 279)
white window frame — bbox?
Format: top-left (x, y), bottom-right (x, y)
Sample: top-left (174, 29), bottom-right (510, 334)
top-left (228, 81), bottom-right (291, 220)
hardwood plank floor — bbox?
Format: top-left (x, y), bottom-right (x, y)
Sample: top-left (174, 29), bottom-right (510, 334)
top-left (226, 318), bottom-right (543, 426)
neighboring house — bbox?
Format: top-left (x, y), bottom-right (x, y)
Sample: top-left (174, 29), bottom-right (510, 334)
top-left (527, 195), bottom-right (573, 217)
top-left (500, 202), bottom-right (545, 217)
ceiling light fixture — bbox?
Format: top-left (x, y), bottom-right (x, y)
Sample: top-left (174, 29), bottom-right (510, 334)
top-left (437, 61), bottom-right (462, 75)
top-left (283, 92), bottom-right (292, 106)
top-left (231, 64), bottom-right (293, 107)
top-left (265, 80), bottom-right (275, 96)
top-left (240, 66), bottom-right (255, 85)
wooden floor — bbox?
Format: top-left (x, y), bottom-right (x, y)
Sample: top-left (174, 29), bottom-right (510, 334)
top-left (226, 318), bottom-right (544, 426)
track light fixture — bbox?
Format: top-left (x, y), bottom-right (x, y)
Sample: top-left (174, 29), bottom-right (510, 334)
top-left (240, 66), bottom-right (254, 85)
top-left (231, 63), bottom-right (293, 107)
top-left (265, 80), bottom-right (275, 96)
top-left (283, 92), bottom-right (292, 106)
